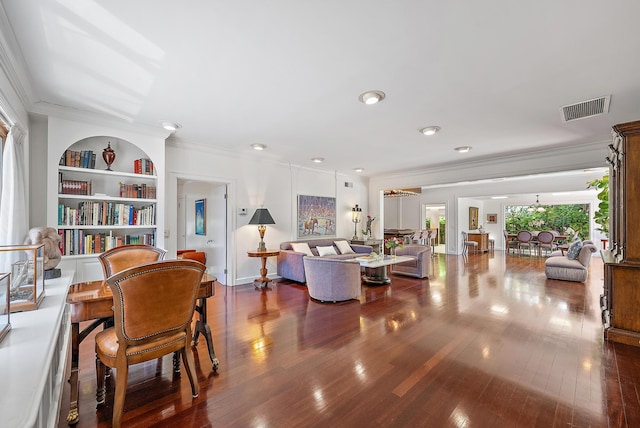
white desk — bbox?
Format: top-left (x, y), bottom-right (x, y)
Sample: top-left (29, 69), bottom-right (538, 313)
top-left (0, 272), bottom-right (74, 428)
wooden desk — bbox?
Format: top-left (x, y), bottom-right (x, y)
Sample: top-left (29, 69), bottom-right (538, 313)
top-left (467, 232), bottom-right (489, 252)
top-left (247, 250), bottom-right (280, 289)
top-left (65, 273), bottom-right (217, 425)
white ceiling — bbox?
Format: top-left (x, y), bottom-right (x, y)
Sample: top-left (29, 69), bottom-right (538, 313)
top-left (2, 1), bottom-right (640, 177)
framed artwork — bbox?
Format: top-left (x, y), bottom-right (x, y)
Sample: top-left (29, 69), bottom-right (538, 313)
top-left (297, 195), bottom-right (336, 238)
top-left (195, 199), bottom-right (206, 235)
top-left (469, 206), bottom-right (479, 230)
top-left (486, 213), bottom-right (498, 224)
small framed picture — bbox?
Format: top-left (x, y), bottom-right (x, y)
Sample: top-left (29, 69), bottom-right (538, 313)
top-left (195, 199), bottom-right (206, 235)
top-left (486, 213), bottom-right (497, 224)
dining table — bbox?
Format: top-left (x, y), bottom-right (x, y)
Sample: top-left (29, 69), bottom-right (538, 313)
top-left (64, 273), bottom-right (218, 425)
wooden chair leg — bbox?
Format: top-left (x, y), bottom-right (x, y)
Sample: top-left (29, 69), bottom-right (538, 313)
top-left (181, 345), bottom-right (200, 398)
top-left (112, 361), bottom-right (129, 428)
top-left (96, 357), bottom-right (106, 404)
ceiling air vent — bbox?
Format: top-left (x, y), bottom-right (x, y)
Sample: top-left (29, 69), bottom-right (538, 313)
top-left (561, 95), bottom-right (610, 122)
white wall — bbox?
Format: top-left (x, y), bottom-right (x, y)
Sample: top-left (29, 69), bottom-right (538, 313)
top-left (165, 141), bottom-right (368, 285)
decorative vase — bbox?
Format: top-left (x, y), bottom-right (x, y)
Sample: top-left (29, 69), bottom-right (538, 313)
top-left (390, 246), bottom-right (396, 259)
top-left (102, 142), bottom-right (115, 171)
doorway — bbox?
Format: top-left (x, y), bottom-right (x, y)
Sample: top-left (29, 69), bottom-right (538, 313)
top-left (177, 179), bottom-right (228, 284)
top-left (424, 204), bottom-right (446, 254)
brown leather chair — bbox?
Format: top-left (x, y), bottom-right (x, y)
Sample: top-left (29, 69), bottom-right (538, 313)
top-left (181, 251), bottom-right (206, 265)
top-left (95, 259), bottom-right (205, 428)
top-left (98, 244), bottom-right (167, 278)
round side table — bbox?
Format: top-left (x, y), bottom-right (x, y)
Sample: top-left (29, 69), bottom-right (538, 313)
top-left (247, 249), bottom-right (280, 289)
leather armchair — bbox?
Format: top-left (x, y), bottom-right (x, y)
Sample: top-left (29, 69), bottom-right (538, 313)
top-left (98, 244), bottom-right (166, 278)
top-left (390, 245), bottom-right (431, 278)
top-left (95, 260), bottom-right (205, 428)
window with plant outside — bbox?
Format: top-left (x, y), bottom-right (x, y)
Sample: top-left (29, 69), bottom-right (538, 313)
top-left (504, 204), bottom-right (590, 240)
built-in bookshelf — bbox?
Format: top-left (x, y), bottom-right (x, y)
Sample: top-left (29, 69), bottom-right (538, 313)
top-left (56, 139), bottom-right (158, 257)
top-left (46, 118), bottom-right (166, 282)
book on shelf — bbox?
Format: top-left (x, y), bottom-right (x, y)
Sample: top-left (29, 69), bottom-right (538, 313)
top-left (58, 201), bottom-right (156, 226)
top-left (57, 229), bottom-right (156, 256)
top-left (60, 178), bottom-right (92, 195)
top-left (119, 183), bottom-right (157, 199)
top-left (60, 149), bottom-right (96, 169)
top-left (134, 158), bottom-right (155, 175)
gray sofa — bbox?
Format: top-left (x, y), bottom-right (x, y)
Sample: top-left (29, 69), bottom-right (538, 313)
top-left (544, 242), bottom-right (597, 282)
top-left (277, 238), bottom-right (372, 283)
top-left (303, 257), bottom-right (361, 302)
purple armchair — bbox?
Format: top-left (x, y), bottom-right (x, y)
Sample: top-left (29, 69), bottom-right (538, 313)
top-left (390, 245), bottom-right (431, 279)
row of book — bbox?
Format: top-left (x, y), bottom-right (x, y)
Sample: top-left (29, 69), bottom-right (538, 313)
top-left (119, 183), bottom-right (157, 199)
top-left (59, 150), bottom-right (156, 176)
top-left (58, 202), bottom-right (156, 226)
top-left (134, 158), bottom-right (154, 175)
top-left (60, 149), bottom-right (97, 169)
top-left (58, 230), bottom-right (155, 256)
top-left (60, 179), bottom-right (92, 195)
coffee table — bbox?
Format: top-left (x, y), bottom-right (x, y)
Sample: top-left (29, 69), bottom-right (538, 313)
top-left (355, 254), bottom-right (413, 285)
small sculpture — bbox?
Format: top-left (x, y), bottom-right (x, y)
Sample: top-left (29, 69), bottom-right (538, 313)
top-left (24, 227), bottom-right (62, 276)
top-left (102, 142), bottom-right (116, 171)
top-left (365, 215), bottom-right (376, 238)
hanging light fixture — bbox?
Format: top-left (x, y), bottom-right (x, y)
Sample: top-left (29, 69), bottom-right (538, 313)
top-left (527, 194), bottom-right (546, 212)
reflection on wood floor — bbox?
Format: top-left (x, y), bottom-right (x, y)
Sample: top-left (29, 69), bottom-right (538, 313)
top-left (58, 252), bottom-right (640, 427)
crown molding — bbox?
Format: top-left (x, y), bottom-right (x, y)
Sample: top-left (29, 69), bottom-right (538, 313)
top-left (369, 140), bottom-right (608, 190)
top-left (32, 101), bottom-right (171, 139)
top-left (0, 2), bottom-right (36, 112)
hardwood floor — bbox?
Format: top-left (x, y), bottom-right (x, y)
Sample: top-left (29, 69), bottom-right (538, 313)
top-left (58, 252), bottom-right (640, 427)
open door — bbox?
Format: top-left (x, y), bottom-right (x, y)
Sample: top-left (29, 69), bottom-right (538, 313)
top-left (179, 180), bottom-right (227, 284)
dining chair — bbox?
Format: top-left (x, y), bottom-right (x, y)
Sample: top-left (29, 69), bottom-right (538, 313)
top-left (461, 231), bottom-right (478, 255)
top-left (95, 259), bottom-right (205, 428)
top-left (504, 230), bottom-right (518, 254)
top-left (98, 244), bottom-right (169, 368)
top-left (516, 231), bottom-right (535, 256)
top-left (98, 244), bottom-right (167, 278)
top-left (181, 251), bottom-right (206, 265)
top-left (536, 231), bottom-right (556, 257)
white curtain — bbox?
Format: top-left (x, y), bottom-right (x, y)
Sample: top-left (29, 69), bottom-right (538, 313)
top-left (0, 126), bottom-right (27, 273)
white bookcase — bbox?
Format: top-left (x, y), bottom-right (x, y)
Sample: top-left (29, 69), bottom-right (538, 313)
top-left (47, 117), bottom-right (166, 282)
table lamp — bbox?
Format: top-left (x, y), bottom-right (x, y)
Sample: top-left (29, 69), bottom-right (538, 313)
top-left (351, 204), bottom-right (362, 240)
top-left (249, 208), bottom-right (276, 251)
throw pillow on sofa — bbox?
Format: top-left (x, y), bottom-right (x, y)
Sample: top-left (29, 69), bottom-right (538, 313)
top-left (334, 240), bottom-right (355, 254)
top-left (566, 239), bottom-right (583, 260)
top-left (291, 242), bottom-right (314, 256)
top-left (317, 245), bottom-right (338, 256)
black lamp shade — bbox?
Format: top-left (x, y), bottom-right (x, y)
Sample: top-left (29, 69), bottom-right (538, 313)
top-left (249, 208), bottom-right (275, 225)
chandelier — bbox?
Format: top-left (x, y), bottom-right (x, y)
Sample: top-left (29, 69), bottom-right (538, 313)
top-left (527, 194), bottom-right (546, 212)
top-left (383, 188), bottom-right (421, 198)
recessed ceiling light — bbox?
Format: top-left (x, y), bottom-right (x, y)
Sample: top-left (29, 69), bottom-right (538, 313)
top-left (419, 126), bottom-right (441, 136)
top-left (454, 146), bottom-right (472, 153)
top-left (491, 196), bottom-right (508, 199)
top-left (251, 143), bottom-right (267, 151)
top-left (353, 167), bottom-right (364, 172)
top-left (358, 90), bottom-right (385, 105)
top-left (162, 122), bottom-right (181, 131)
top-left (311, 157), bottom-right (324, 163)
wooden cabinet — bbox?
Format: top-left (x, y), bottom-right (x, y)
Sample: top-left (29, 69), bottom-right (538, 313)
top-left (467, 232), bottom-right (489, 252)
top-left (351, 239), bottom-right (383, 254)
top-left (603, 119), bottom-right (640, 346)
